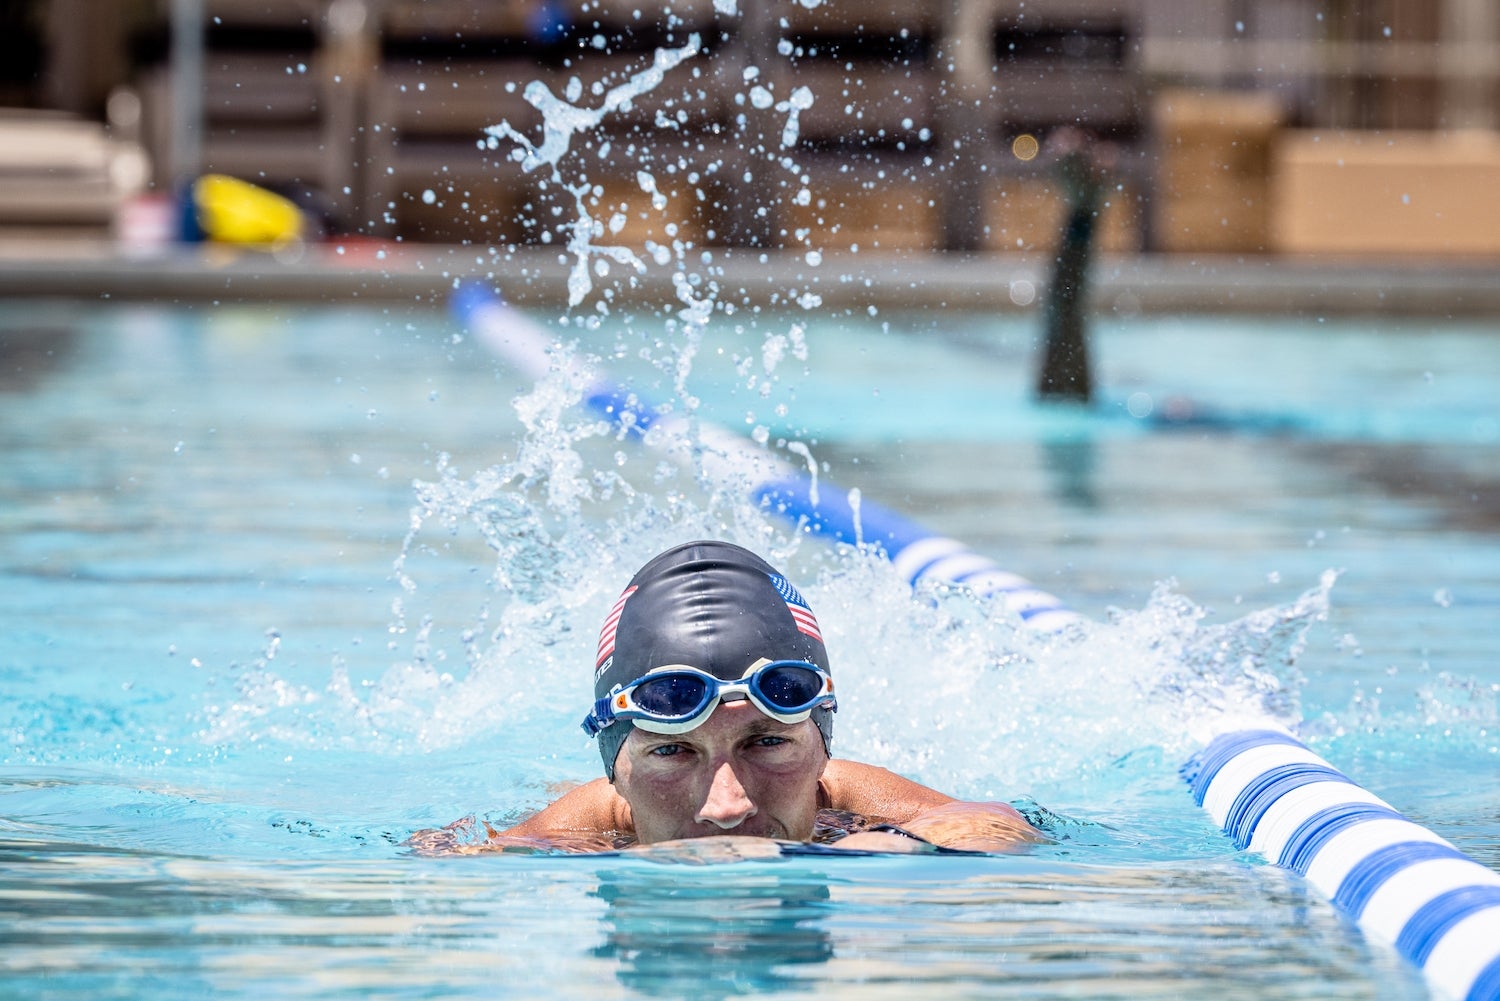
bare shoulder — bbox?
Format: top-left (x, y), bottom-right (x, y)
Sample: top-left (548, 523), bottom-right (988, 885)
top-left (819, 758), bottom-right (956, 823)
top-left (407, 781), bottom-right (628, 856)
top-left (501, 778), bottom-right (630, 839)
top-left (821, 760), bottom-right (1047, 852)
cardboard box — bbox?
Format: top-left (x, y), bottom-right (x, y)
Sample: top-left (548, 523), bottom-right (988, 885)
top-left (1271, 130), bottom-right (1500, 256)
top-left (1153, 89), bottom-right (1283, 253)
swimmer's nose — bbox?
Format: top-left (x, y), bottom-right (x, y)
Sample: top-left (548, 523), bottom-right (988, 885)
top-left (696, 762), bottom-right (757, 830)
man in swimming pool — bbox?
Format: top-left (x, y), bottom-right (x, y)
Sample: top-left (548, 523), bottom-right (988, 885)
top-left (489, 540), bottom-right (1043, 855)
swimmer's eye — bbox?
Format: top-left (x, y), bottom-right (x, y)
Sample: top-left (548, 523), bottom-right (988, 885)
top-left (647, 743), bottom-right (684, 757)
top-left (753, 735), bottom-right (788, 747)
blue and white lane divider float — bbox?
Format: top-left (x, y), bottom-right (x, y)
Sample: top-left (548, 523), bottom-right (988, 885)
top-left (454, 284), bottom-right (1500, 1001)
top-left (1185, 728), bottom-right (1500, 1001)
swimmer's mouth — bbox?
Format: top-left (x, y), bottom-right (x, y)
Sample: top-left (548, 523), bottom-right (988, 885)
top-left (680, 821), bottom-right (784, 841)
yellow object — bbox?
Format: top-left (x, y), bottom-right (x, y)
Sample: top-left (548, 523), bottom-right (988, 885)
top-left (193, 173), bottom-right (304, 246)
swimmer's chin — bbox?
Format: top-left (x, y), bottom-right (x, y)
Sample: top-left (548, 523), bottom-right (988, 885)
top-left (641, 818), bottom-right (800, 843)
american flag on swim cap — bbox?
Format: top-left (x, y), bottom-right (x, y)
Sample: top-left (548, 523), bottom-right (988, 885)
top-left (769, 573), bottom-right (822, 642)
top-left (596, 585), bottom-right (636, 669)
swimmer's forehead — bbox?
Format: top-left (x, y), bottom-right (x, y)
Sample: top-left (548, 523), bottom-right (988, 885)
top-left (596, 542), bottom-right (829, 697)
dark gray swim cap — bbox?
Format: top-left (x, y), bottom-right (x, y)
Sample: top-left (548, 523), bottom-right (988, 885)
top-left (591, 540), bottom-right (834, 780)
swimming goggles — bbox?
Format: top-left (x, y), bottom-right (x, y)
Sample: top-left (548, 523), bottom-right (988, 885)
top-left (581, 660), bottom-right (836, 736)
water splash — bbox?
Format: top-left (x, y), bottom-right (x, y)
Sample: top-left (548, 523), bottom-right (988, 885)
top-left (200, 379), bottom-right (1333, 812)
top-left (813, 557), bottom-right (1331, 801)
top-left (486, 38), bottom-right (703, 175)
top-left (484, 36), bottom-right (702, 307)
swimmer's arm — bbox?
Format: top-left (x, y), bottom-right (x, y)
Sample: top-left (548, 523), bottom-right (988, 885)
top-left (875, 800), bottom-right (1047, 852)
top-left (823, 759), bottom-right (1046, 853)
top-left (819, 758), bottom-right (956, 820)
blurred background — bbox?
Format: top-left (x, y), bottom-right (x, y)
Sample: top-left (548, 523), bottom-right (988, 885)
top-left (1, 0), bottom-right (1497, 261)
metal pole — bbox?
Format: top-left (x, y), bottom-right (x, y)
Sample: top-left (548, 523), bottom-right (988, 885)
top-left (169, 0), bottom-right (204, 185)
top-left (1036, 136), bottom-right (1103, 405)
top-left (936, 0), bottom-right (991, 252)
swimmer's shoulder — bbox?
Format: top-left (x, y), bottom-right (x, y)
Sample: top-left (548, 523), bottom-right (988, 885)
top-left (502, 777), bottom-right (631, 839)
top-left (819, 758), bottom-right (956, 823)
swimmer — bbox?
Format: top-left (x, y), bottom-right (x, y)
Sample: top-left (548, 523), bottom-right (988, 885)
top-left (434, 540), bottom-right (1044, 855)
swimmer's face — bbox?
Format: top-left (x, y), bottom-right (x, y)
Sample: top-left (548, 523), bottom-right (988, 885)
top-left (611, 701), bottom-right (828, 844)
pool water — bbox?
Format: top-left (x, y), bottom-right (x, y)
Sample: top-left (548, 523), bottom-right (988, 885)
top-left (1, 297), bottom-right (1496, 999)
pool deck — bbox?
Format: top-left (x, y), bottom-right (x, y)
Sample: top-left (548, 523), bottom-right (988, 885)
top-left (0, 239), bottom-right (1497, 317)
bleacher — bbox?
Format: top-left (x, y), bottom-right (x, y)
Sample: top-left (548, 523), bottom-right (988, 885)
top-left (120, 0), bottom-right (1146, 251)
top-left (0, 109), bottom-right (149, 248)
top-left (13, 0), bottom-right (1494, 256)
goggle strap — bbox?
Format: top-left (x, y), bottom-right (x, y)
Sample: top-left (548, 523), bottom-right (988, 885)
top-left (580, 694), bottom-right (619, 736)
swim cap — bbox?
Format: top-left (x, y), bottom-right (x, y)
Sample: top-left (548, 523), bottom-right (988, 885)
top-left (592, 540), bottom-right (834, 780)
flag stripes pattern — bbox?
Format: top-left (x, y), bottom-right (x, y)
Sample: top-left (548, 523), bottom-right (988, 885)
top-left (769, 573), bottom-right (822, 642)
top-left (596, 585), bottom-right (637, 669)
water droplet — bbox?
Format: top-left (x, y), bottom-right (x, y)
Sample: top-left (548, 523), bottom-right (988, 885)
top-left (421, 189), bottom-right (436, 205)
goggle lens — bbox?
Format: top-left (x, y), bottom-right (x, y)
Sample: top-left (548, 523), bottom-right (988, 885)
top-left (629, 673), bottom-right (712, 719)
top-left (756, 664), bottom-right (827, 709)
top-left (582, 661), bottom-right (834, 737)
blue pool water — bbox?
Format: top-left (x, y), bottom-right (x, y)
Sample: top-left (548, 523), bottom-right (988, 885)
top-left (1, 296), bottom-right (1496, 999)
